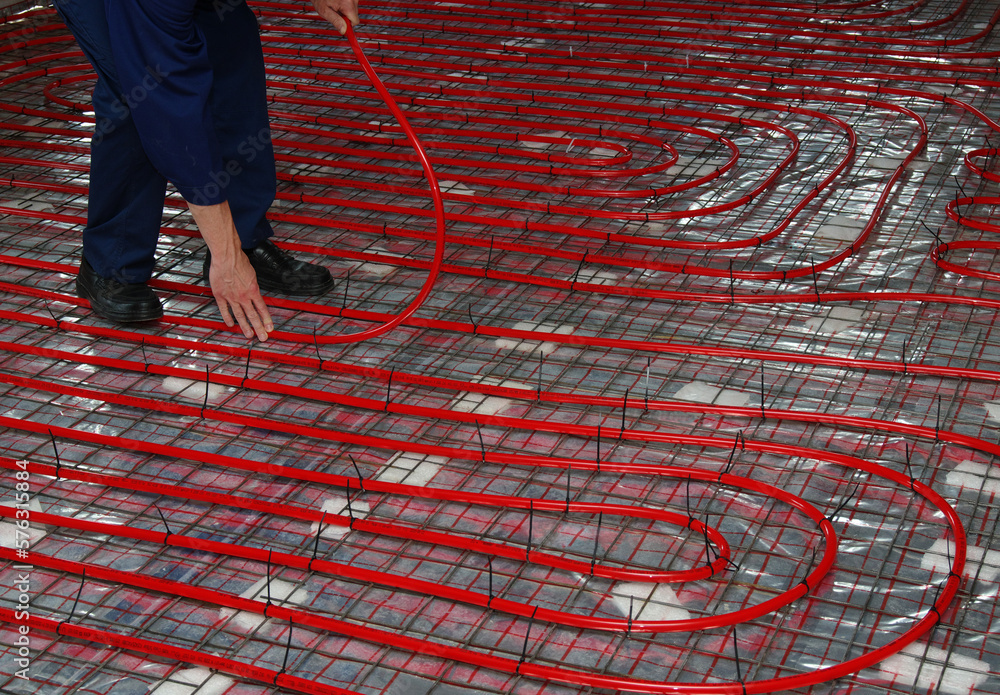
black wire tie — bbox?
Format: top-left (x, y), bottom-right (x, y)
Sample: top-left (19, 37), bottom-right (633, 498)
top-left (265, 550), bottom-right (274, 608)
top-left (312, 327), bottom-right (324, 369)
top-left (518, 606), bottom-right (539, 671)
top-left (155, 504), bottom-right (173, 542)
top-left (596, 424), bottom-right (601, 473)
top-left (67, 568), bottom-right (86, 622)
top-left (487, 557), bottom-right (494, 608)
top-left (280, 619), bottom-right (295, 677)
top-left (620, 389), bottom-right (628, 439)
top-left (342, 268), bottom-right (351, 311)
top-left (49, 428), bottom-right (61, 479)
top-left (526, 500), bottom-right (533, 561)
top-left (309, 512), bottom-right (327, 571)
top-left (349, 455), bottom-right (365, 491)
top-left (201, 365), bottom-right (210, 418)
top-left (384, 368), bottom-right (394, 412)
top-left (475, 420), bottom-right (486, 463)
top-left (590, 511), bottom-right (603, 575)
top-left (904, 443), bottom-right (916, 490)
top-left (828, 477), bottom-right (862, 523)
top-left (242, 344), bottom-right (252, 387)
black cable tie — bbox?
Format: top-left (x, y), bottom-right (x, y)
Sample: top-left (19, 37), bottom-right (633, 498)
top-left (309, 512), bottom-right (327, 571)
top-left (526, 500), bottom-right (533, 561)
top-left (733, 624), bottom-right (745, 689)
top-left (570, 251), bottom-right (588, 290)
top-left (154, 505), bottom-right (173, 542)
top-left (349, 455), bottom-right (365, 491)
top-left (312, 327), bottom-right (324, 369)
top-left (799, 547), bottom-right (817, 593)
top-left (43, 301), bottom-right (58, 327)
top-left (811, 261), bottom-right (821, 303)
top-left (384, 368), bottom-right (394, 412)
top-left (902, 338), bottom-right (908, 375)
top-left (342, 268), bottom-right (351, 312)
top-left (265, 550), bottom-right (274, 609)
top-left (518, 605), bottom-right (539, 671)
top-left (627, 595), bottom-right (634, 636)
top-left (485, 235), bottom-right (494, 279)
top-left (904, 443), bottom-right (916, 491)
top-left (201, 365), bottom-right (210, 418)
top-left (476, 420), bottom-right (486, 463)
top-left (468, 305), bottom-right (477, 334)
top-left (927, 579), bottom-right (946, 624)
top-left (920, 221), bottom-right (947, 251)
top-left (48, 428), bottom-right (61, 479)
top-left (67, 568), bottom-right (86, 622)
top-left (957, 181), bottom-right (970, 201)
top-left (720, 430), bottom-right (742, 481)
top-left (563, 461), bottom-right (573, 514)
top-left (828, 477), bottom-right (863, 523)
top-left (944, 536), bottom-right (961, 582)
top-left (590, 511), bottom-right (603, 575)
top-left (141, 339), bottom-right (149, 374)
top-left (935, 395), bottom-right (942, 441)
top-left (278, 619), bottom-right (294, 680)
top-left (242, 344), bottom-right (252, 388)
top-left (702, 518), bottom-right (716, 572)
top-left (486, 557), bottom-right (494, 608)
top-left (620, 389), bottom-right (628, 439)
top-left (345, 491), bottom-right (355, 529)
top-left (530, 350), bottom-right (543, 403)
top-left (928, 602), bottom-right (942, 623)
top-left (728, 259), bottom-right (736, 303)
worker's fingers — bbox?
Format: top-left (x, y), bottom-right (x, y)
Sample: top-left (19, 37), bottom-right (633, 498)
top-left (312, 1), bottom-right (359, 34)
top-left (226, 302), bottom-right (256, 340)
top-left (217, 297), bottom-right (235, 328)
top-left (339, 2), bottom-right (360, 28)
top-left (252, 295), bottom-right (275, 335)
top-left (242, 298), bottom-right (271, 342)
top-left (214, 288), bottom-right (269, 341)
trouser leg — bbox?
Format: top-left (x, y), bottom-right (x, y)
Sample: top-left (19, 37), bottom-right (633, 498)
top-left (195, 0), bottom-right (277, 249)
top-left (54, 0), bottom-right (167, 284)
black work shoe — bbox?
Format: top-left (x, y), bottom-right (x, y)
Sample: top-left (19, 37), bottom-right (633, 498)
top-left (203, 239), bottom-right (335, 297)
top-left (76, 258), bottom-right (163, 323)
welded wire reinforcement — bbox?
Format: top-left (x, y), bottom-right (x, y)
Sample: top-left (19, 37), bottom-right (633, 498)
top-left (1, 1), bottom-right (1000, 694)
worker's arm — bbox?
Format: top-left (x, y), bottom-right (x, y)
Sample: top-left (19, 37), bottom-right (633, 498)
top-left (311, 0), bottom-right (360, 34)
top-left (189, 201), bottom-right (273, 341)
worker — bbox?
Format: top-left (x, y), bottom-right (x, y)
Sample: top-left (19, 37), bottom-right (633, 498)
top-left (53, 0), bottom-right (361, 341)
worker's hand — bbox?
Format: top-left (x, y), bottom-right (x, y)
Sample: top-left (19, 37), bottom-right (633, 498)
top-left (188, 200), bottom-right (274, 342)
top-left (208, 252), bottom-right (274, 342)
top-left (312, 0), bottom-right (360, 35)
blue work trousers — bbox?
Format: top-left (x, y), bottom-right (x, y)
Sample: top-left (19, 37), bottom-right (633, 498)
top-left (54, 0), bottom-right (276, 283)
